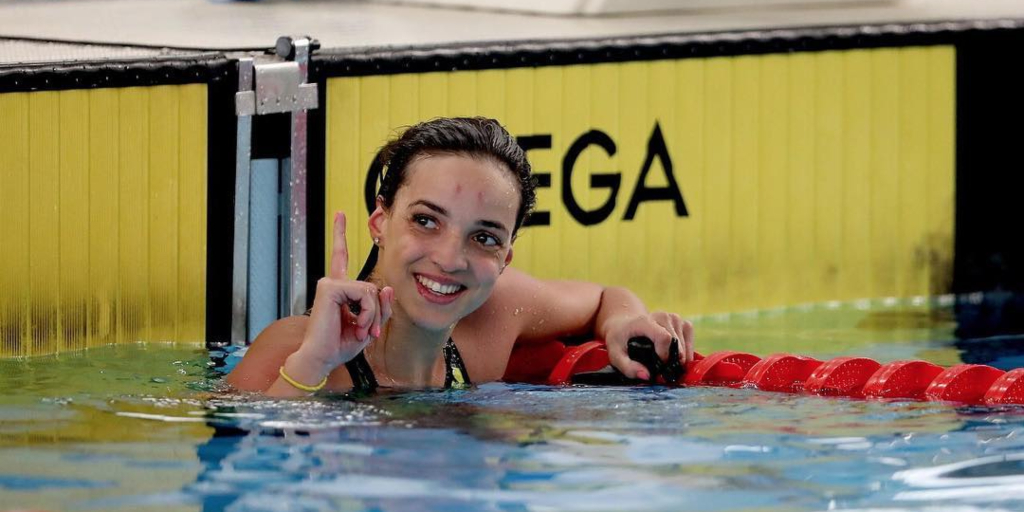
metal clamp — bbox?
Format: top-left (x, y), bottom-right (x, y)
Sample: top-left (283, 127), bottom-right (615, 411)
top-left (231, 37), bottom-right (319, 344)
top-left (252, 61), bottom-right (318, 115)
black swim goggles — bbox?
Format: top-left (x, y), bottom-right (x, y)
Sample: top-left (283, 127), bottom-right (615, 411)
top-left (626, 336), bottom-right (686, 385)
top-left (570, 336), bottom-right (686, 386)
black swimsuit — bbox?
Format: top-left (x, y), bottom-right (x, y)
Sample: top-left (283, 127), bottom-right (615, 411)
top-left (343, 337), bottom-right (472, 392)
top-left (301, 309), bottom-right (472, 392)
top-left (308, 248), bottom-right (472, 392)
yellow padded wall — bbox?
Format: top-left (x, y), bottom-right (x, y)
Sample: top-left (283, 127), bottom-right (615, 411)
top-left (325, 47), bottom-right (956, 317)
top-left (1, 92), bottom-right (31, 355)
top-left (0, 85), bottom-right (207, 358)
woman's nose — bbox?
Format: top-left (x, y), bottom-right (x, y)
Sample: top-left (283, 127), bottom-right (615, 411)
top-left (432, 234), bottom-right (469, 273)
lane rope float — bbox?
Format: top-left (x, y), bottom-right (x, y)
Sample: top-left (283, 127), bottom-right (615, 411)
top-left (504, 338), bottom-right (1024, 405)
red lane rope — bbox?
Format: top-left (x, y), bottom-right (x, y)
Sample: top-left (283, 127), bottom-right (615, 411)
top-left (504, 341), bottom-right (1024, 406)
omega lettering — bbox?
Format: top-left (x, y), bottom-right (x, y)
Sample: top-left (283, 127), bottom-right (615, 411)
top-left (364, 121), bottom-right (688, 227)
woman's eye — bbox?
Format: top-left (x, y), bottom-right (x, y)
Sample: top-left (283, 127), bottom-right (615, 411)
top-left (413, 215), bottom-right (437, 229)
top-left (474, 233), bottom-right (501, 247)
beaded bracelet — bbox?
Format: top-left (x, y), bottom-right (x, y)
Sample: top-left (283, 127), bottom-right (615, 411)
top-left (278, 366), bottom-right (328, 393)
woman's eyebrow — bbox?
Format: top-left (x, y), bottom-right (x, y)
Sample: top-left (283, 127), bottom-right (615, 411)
top-left (410, 199), bottom-right (448, 216)
top-left (411, 199), bottom-right (510, 235)
top-left (479, 220), bottom-right (509, 235)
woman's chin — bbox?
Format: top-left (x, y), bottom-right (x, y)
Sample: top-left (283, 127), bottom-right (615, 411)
top-left (403, 297), bottom-right (479, 333)
top-left (408, 313), bottom-right (459, 333)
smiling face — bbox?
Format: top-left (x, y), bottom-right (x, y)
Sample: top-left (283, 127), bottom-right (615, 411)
top-left (369, 152), bottom-right (520, 332)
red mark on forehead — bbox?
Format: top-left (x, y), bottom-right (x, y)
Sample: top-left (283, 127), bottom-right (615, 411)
top-left (454, 184), bottom-right (462, 194)
top-left (477, 191), bottom-right (485, 204)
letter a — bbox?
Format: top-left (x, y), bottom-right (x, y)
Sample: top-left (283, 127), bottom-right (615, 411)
top-left (623, 122), bottom-right (688, 220)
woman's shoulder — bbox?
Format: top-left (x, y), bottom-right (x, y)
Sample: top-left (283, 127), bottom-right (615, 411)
top-left (450, 270), bottom-right (531, 374)
top-left (226, 315), bottom-right (359, 393)
top-left (468, 265), bottom-right (604, 345)
top-left (224, 315), bottom-right (310, 391)
top-left (465, 267), bottom-right (534, 325)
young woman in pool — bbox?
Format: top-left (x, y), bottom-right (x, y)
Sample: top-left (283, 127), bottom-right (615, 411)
top-left (227, 117), bottom-right (694, 397)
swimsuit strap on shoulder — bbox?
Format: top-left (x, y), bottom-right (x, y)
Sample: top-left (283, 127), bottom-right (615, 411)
top-left (443, 338), bottom-right (472, 389)
top-left (346, 340), bottom-right (470, 393)
top-left (344, 351), bottom-right (379, 393)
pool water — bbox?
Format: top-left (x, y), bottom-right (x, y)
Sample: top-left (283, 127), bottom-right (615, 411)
top-left (3, 297), bottom-right (1024, 512)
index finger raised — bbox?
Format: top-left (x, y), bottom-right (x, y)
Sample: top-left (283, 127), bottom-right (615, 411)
top-left (330, 212), bottom-right (350, 279)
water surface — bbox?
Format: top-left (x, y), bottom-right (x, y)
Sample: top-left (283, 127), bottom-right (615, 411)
top-left (3, 298), bottom-right (1024, 512)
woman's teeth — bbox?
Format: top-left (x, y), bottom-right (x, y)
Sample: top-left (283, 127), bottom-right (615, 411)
top-left (417, 275), bottom-right (461, 295)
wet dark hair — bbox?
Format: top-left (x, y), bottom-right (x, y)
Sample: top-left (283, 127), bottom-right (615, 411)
top-left (376, 117), bottom-right (536, 235)
top-left (357, 117), bottom-right (534, 282)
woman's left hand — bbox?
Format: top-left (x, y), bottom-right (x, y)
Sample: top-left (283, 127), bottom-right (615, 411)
top-left (603, 312), bottom-right (694, 382)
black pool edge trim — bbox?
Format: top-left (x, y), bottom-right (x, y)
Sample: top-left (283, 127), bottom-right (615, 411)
top-left (5, 19), bottom-right (1024, 92)
top-left (307, 77), bottom-right (327, 314)
top-left (0, 53), bottom-right (236, 93)
top-left (311, 18), bottom-right (1024, 77)
top-left (953, 27), bottom-right (1024, 297)
top-left (205, 60), bottom-right (239, 348)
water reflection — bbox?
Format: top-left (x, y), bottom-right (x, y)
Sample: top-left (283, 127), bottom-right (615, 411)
top-left (894, 453), bottom-right (1024, 503)
top-left (167, 383), bottom-right (1005, 512)
top-left (184, 388), bottom-right (797, 511)
top-left (7, 296), bottom-right (1024, 511)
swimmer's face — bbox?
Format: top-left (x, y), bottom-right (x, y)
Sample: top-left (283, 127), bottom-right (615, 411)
top-left (369, 153), bottom-right (519, 332)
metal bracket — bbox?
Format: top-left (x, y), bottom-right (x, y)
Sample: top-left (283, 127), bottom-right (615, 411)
top-left (231, 37), bottom-right (319, 343)
top-left (234, 37), bottom-right (319, 117)
top-left (253, 62), bottom-right (318, 115)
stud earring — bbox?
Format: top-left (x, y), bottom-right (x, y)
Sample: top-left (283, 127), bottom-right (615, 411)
top-left (373, 237), bottom-right (380, 246)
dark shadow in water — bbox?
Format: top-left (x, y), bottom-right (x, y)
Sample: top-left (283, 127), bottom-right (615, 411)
top-left (954, 292), bottom-right (1024, 368)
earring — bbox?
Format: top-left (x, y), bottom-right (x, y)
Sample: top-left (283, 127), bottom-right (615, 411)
top-left (373, 237), bottom-right (380, 246)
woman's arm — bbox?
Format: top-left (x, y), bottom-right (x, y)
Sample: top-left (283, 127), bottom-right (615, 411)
top-left (225, 315), bottom-right (313, 395)
top-left (226, 213), bottom-right (393, 397)
top-left (498, 267), bottom-right (694, 380)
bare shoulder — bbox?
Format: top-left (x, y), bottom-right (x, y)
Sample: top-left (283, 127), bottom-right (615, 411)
top-left (452, 267), bottom-right (604, 382)
top-left (477, 266), bottom-right (602, 340)
top-left (225, 315), bottom-right (309, 392)
top-left (460, 267), bottom-right (533, 336)
top-left (452, 268), bottom-right (535, 381)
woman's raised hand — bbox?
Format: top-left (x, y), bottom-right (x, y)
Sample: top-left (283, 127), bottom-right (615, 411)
top-left (293, 212), bottom-right (394, 375)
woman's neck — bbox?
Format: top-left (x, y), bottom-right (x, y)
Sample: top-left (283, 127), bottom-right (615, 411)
top-left (368, 306), bottom-right (453, 388)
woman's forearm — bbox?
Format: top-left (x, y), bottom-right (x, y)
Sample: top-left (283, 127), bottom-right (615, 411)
top-left (594, 286), bottom-right (649, 341)
top-left (264, 348), bottom-right (335, 398)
